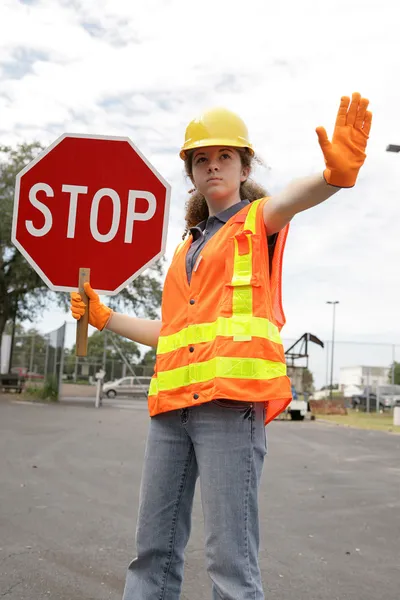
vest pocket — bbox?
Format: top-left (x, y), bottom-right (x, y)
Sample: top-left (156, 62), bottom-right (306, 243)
top-left (220, 233), bottom-right (261, 318)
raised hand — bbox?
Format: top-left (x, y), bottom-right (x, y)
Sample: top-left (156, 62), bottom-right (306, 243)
top-left (316, 92), bottom-right (372, 188)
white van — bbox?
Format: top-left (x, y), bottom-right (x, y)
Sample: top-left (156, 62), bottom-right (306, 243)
top-left (103, 376), bottom-right (151, 398)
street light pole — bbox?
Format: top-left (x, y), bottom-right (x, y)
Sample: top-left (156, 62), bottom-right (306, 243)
top-left (386, 146), bottom-right (398, 390)
top-left (327, 301), bottom-right (339, 400)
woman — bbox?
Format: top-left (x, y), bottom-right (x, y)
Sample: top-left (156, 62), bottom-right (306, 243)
top-left (71, 92), bottom-right (372, 600)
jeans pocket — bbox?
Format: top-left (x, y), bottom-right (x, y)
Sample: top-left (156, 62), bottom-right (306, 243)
top-left (212, 399), bottom-right (253, 411)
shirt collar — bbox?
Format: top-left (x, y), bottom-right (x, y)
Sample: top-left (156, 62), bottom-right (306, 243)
top-left (190, 200), bottom-right (250, 237)
top-left (215, 199), bottom-right (250, 223)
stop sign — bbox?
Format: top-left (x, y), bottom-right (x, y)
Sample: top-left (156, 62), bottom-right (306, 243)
top-left (12, 134), bottom-right (171, 295)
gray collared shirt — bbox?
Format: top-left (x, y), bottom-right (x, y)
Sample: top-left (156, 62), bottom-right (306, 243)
top-left (186, 200), bottom-right (277, 284)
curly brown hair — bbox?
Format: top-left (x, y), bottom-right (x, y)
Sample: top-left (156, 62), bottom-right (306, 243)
top-left (182, 148), bottom-right (268, 238)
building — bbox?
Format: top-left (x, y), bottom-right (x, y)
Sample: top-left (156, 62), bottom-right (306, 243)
top-left (339, 366), bottom-right (390, 392)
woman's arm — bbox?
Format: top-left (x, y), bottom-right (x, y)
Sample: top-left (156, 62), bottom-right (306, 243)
top-left (263, 173), bottom-right (340, 235)
top-left (263, 92), bottom-right (372, 236)
top-left (71, 282), bottom-right (162, 348)
top-left (106, 313), bottom-right (161, 348)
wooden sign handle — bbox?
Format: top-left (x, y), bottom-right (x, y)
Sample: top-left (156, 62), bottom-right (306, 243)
top-left (76, 267), bottom-right (91, 357)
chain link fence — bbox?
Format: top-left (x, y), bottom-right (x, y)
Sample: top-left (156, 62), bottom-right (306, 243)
top-left (63, 356), bottom-right (155, 383)
top-left (10, 323), bottom-right (66, 399)
top-left (7, 323), bottom-right (154, 400)
top-left (5, 326), bottom-right (400, 408)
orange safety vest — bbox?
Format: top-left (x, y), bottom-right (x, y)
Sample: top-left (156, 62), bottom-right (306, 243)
top-left (148, 198), bottom-right (292, 424)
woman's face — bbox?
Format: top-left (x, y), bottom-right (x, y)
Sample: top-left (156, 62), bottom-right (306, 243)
top-left (191, 146), bottom-right (249, 203)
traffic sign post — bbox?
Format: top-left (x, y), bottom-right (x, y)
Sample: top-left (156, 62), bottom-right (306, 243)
top-left (77, 267), bottom-right (90, 356)
top-left (12, 134), bottom-right (171, 356)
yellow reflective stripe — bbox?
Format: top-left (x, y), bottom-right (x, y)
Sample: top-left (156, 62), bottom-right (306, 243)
top-left (230, 200), bottom-right (261, 335)
top-left (232, 289), bottom-right (252, 339)
top-left (231, 235), bottom-right (253, 338)
top-left (231, 234), bottom-right (253, 287)
top-left (174, 240), bottom-right (186, 256)
top-left (149, 356), bottom-right (287, 396)
top-left (231, 200), bottom-right (261, 289)
top-left (156, 315), bottom-right (282, 355)
top-left (243, 198), bottom-right (260, 233)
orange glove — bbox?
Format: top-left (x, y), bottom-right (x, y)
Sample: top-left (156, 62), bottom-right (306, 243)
top-left (316, 92), bottom-right (372, 188)
top-left (70, 282), bottom-right (113, 331)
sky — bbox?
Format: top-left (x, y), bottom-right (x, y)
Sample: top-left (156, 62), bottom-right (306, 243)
top-left (1, 0), bottom-right (399, 388)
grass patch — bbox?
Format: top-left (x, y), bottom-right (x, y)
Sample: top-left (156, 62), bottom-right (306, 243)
top-left (317, 409), bottom-right (400, 433)
top-left (24, 376), bottom-right (59, 401)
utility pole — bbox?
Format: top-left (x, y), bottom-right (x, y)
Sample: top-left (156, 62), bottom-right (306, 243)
top-left (386, 146), bottom-right (398, 389)
top-left (327, 301), bottom-right (339, 400)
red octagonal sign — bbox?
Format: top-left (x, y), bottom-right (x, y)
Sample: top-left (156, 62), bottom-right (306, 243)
top-left (12, 134), bottom-right (171, 295)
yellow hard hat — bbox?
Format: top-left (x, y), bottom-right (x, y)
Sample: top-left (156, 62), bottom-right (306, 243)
top-left (180, 107), bottom-right (254, 160)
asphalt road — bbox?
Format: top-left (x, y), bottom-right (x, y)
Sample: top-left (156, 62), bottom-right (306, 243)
top-left (1, 397), bottom-right (399, 600)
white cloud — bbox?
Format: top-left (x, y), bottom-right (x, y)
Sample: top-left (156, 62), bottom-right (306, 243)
top-left (1, 0), bottom-right (400, 387)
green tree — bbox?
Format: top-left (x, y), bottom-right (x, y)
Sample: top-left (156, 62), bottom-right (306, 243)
top-left (302, 368), bottom-right (315, 393)
top-left (139, 348), bottom-right (156, 367)
top-left (12, 327), bottom-right (48, 372)
top-left (138, 347), bottom-right (156, 375)
top-left (0, 143), bottom-right (164, 347)
top-left (0, 143), bottom-right (53, 342)
top-left (388, 362), bottom-right (400, 385)
top-left (107, 264), bottom-right (163, 319)
top-left (64, 330), bottom-right (141, 375)
top-left (63, 331), bottom-right (143, 382)
top-left (71, 330), bottom-right (140, 363)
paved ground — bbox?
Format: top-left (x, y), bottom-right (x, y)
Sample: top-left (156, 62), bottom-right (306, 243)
top-left (0, 396), bottom-right (399, 600)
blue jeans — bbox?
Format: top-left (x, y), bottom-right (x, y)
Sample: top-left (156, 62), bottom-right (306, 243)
top-left (122, 400), bottom-right (267, 600)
